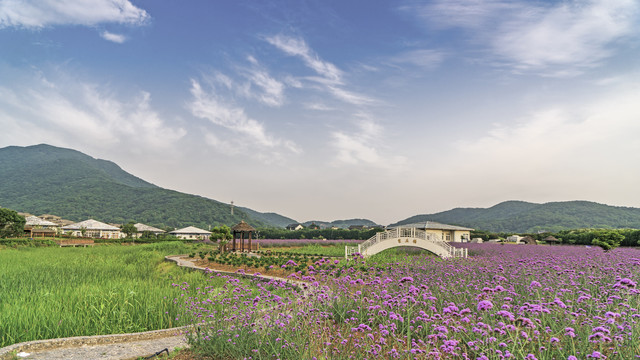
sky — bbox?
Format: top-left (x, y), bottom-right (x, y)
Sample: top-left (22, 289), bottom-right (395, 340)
top-left (1, 0), bottom-right (640, 225)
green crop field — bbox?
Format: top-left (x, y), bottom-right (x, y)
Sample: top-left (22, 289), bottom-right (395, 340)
top-left (0, 242), bottom-right (224, 348)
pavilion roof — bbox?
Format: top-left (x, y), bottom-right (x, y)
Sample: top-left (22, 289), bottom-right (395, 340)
top-left (232, 220), bottom-right (255, 232)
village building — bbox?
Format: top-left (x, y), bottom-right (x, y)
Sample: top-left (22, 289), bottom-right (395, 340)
top-left (286, 223), bottom-right (304, 231)
top-left (62, 219), bottom-right (123, 239)
top-left (169, 226), bottom-right (211, 240)
top-left (506, 235), bottom-right (524, 243)
top-left (24, 215), bottom-right (59, 238)
top-left (133, 223), bottom-right (165, 238)
top-left (392, 221), bottom-right (473, 242)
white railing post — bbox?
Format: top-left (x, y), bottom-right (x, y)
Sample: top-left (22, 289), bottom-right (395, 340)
top-left (358, 244), bottom-right (361, 255)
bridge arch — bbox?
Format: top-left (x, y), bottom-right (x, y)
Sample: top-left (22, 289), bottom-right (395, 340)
top-left (346, 227), bottom-right (467, 259)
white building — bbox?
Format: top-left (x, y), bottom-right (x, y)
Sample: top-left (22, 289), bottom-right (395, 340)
top-left (169, 226), bottom-right (211, 240)
top-left (393, 221), bottom-right (473, 242)
top-left (133, 223), bottom-right (165, 238)
top-left (62, 219), bottom-right (123, 239)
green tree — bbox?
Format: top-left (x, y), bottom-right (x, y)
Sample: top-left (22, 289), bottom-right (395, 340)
top-left (0, 208), bottom-right (26, 238)
top-left (121, 222), bottom-right (137, 239)
top-left (591, 230), bottom-right (625, 251)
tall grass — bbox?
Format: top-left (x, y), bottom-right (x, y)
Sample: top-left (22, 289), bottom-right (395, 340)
top-left (0, 242), bottom-right (219, 347)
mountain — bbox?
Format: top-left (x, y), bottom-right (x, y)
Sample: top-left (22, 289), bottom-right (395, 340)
top-left (0, 144), bottom-right (272, 229)
top-left (390, 200), bottom-right (640, 233)
top-left (302, 218), bottom-right (379, 229)
top-left (239, 207), bottom-right (297, 228)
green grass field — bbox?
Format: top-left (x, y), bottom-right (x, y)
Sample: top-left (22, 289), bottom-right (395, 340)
top-left (0, 242), bottom-right (220, 348)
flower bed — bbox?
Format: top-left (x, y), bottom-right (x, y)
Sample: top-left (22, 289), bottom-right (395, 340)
top-left (178, 244), bottom-right (640, 359)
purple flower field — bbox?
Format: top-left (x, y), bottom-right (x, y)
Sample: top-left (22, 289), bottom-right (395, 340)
top-left (177, 244), bottom-right (640, 359)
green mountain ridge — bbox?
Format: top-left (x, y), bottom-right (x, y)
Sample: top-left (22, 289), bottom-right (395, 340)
top-left (301, 219), bottom-right (379, 229)
top-left (0, 144), bottom-right (270, 229)
top-left (391, 200), bottom-right (640, 233)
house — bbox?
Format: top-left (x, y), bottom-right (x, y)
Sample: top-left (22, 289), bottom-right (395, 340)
top-left (308, 222), bottom-right (320, 230)
top-left (24, 215), bottom-right (59, 238)
top-left (62, 219), bottom-right (123, 239)
top-left (286, 223), bottom-right (304, 231)
top-left (506, 235), bottom-right (523, 243)
top-left (169, 226), bottom-right (211, 240)
top-left (133, 223), bottom-right (165, 237)
top-left (392, 221), bottom-right (473, 242)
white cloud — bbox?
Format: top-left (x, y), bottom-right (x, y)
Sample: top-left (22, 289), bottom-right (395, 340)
top-left (452, 87), bottom-right (640, 179)
top-left (241, 58), bottom-right (285, 107)
top-left (410, 0), bottom-right (640, 75)
top-left (266, 34), bottom-right (375, 105)
top-left (0, 0), bottom-right (149, 28)
top-left (188, 79), bottom-right (300, 162)
top-left (0, 69), bottom-right (185, 153)
top-left (391, 49), bottom-right (446, 69)
top-left (100, 31), bottom-right (126, 43)
top-left (332, 115), bottom-right (407, 169)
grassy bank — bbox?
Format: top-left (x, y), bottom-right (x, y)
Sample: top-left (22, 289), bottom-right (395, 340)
top-left (0, 242), bottom-right (217, 348)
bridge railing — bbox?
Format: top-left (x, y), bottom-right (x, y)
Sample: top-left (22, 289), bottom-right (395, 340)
top-left (346, 227), bottom-right (467, 259)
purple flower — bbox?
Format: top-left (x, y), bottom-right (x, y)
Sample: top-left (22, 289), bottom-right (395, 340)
top-left (477, 300), bottom-right (493, 311)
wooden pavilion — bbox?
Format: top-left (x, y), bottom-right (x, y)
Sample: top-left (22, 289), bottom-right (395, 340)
top-left (231, 220), bottom-right (256, 252)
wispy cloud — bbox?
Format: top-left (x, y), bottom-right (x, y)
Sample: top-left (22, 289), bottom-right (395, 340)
top-left (408, 0), bottom-right (640, 76)
top-left (266, 34), bottom-right (375, 105)
top-left (0, 0), bottom-right (149, 28)
top-left (453, 86), bottom-right (640, 177)
top-left (332, 114), bottom-right (408, 169)
top-left (0, 68), bottom-right (185, 153)
top-left (241, 56), bottom-right (285, 107)
top-left (188, 79), bottom-right (299, 162)
top-left (391, 49), bottom-right (446, 69)
top-left (100, 31), bottom-right (126, 43)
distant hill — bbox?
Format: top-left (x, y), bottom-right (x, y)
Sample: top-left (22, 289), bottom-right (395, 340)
top-left (239, 207), bottom-right (297, 228)
top-left (302, 218), bottom-right (378, 229)
top-left (0, 144), bottom-right (272, 229)
top-left (390, 200), bottom-right (640, 233)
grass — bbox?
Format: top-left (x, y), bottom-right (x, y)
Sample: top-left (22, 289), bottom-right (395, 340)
top-left (0, 242), bottom-right (222, 348)
top-left (266, 242), bottom-right (348, 257)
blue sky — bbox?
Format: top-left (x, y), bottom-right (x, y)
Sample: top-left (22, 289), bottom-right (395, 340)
top-left (1, 0), bottom-right (640, 225)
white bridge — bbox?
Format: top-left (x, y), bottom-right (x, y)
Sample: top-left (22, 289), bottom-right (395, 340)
top-left (345, 227), bottom-right (468, 259)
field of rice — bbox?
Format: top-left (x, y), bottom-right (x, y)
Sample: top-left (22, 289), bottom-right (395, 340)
top-left (0, 242), bottom-right (222, 348)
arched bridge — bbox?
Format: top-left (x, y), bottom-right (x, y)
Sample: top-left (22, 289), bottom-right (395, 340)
top-left (345, 227), bottom-right (468, 259)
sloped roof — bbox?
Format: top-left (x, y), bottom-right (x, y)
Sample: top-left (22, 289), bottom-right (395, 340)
top-left (169, 226), bottom-right (211, 235)
top-left (25, 216), bottom-right (58, 227)
top-left (134, 223), bottom-right (165, 233)
top-left (232, 220), bottom-right (255, 232)
top-left (62, 219), bottom-right (120, 231)
top-left (393, 221), bottom-right (474, 231)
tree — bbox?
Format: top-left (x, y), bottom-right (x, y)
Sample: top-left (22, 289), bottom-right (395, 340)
top-left (121, 222), bottom-right (137, 239)
top-left (0, 208), bottom-right (26, 238)
top-left (591, 230), bottom-right (625, 252)
top-left (210, 225), bottom-right (232, 252)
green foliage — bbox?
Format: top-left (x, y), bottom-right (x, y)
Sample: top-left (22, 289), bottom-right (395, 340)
top-left (392, 200), bottom-right (640, 233)
top-left (257, 227), bottom-right (383, 240)
top-left (120, 222), bottom-right (137, 238)
top-left (209, 225), bottom-right (232, 242)
top-left (0, 144), bottom-right (267, 229)
top-left (0, 242), bottom-right (227, 347)
top-left (589, 230), bottom-right (625, 251)
top-left (0, 208), bottom-right (25, 238)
